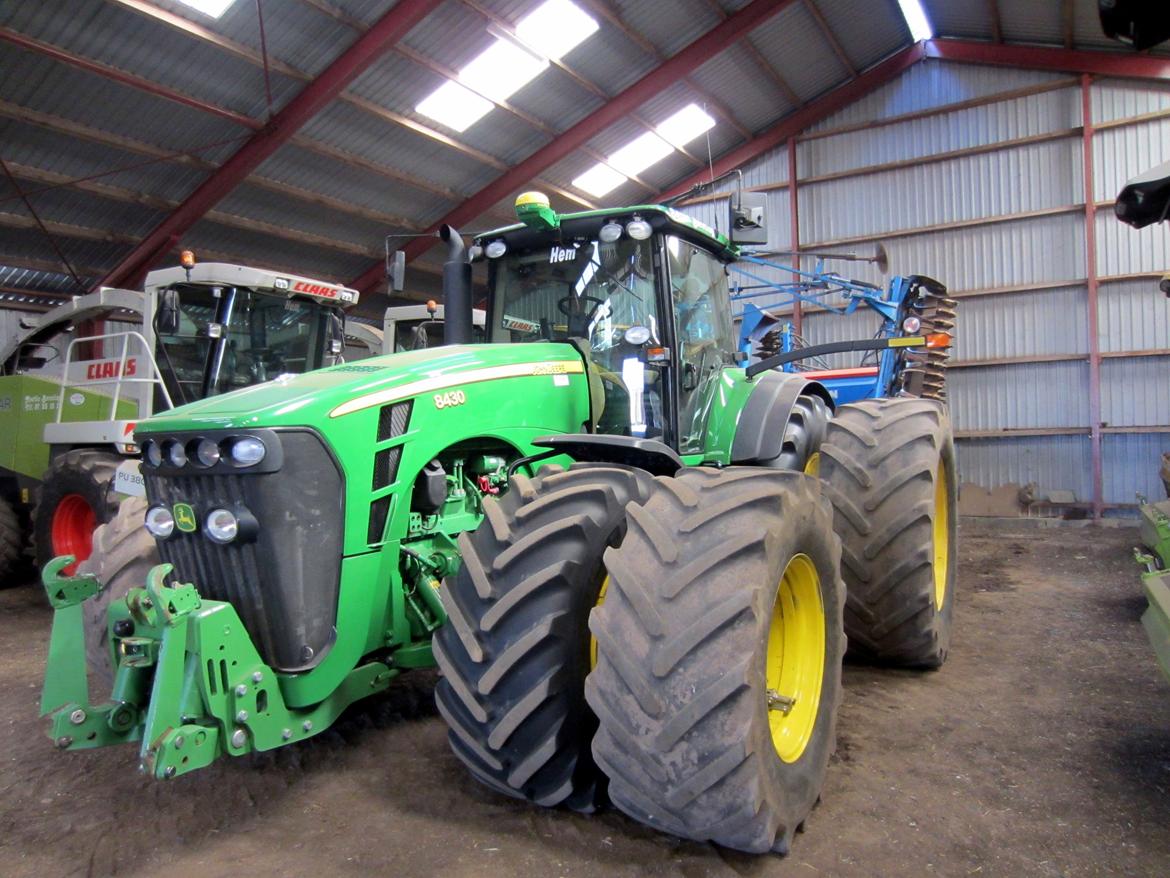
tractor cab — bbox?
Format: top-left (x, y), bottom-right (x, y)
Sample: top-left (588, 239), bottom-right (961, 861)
top-left (475, 195), bottom-right (742, 455)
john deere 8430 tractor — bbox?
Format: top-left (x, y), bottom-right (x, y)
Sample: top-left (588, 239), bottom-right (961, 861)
top-left (41, 191), bottom-right (956, 854)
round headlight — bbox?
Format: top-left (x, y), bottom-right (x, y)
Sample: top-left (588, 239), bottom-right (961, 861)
top-left (598, 221), bottom-right (623, 243)
top-left (145, 505), bottom-right (175, 539)
top-left (902, 315), bottom-right (922, 334)
top-left (229, 437), bottom-right (266, 466)
top-left (484, 239), bottom-right (507, 259)
top-left (195, 438), bottom-right (221, 468)
top-left (205, 508), bottom-right (238, 544)
top-left (143, 440), bottom-right (163, 468)
top-left (166, 441), bottom-right (187, 468)
top-left (625, 219), bottom-right (652, 240)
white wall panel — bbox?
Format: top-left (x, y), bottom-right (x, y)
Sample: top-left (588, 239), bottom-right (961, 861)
top-left (1099, 279), bottom-right (1170, 352)
top-left (956, 286), bottom-right (1088, 360)
top-left (801, 138), bottom-right (1081, 243)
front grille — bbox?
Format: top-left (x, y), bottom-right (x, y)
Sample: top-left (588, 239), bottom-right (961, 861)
top-left (145, 430), bottom-right (343, 672)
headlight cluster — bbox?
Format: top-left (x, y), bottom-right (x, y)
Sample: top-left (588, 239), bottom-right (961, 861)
top-left (144, 503), bottom-right (257, 544)
top-left (140, 435), bottom-right (267, 470)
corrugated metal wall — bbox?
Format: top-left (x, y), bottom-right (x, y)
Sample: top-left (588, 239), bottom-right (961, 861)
top-left (683, 59), bottom-right (1169, 514)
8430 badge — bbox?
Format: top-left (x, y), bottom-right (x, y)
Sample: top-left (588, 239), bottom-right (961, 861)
top-left (434, 390), bottom-right (466, 409)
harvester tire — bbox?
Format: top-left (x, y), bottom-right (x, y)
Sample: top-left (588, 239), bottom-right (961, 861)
top-left (434, 463), bottom-right (655, 812)
top-left (587, 468), bottom-right (845, 854)
top-left (33, 449), bottom-right (122, 572)
top-left (0, 496), bottom-right (24, 588)
top-left (819, 398), bottom-right (957, 668)
top-left (77, 495), bottom-right (158, 687)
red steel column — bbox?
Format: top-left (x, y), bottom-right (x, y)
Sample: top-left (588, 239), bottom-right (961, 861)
top-left (787, 135), bottom-right (802, 335)
top-left (1081, 74), bottom-right (1104, 518)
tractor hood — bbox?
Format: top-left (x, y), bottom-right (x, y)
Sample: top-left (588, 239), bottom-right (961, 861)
top-left (139, 343), bottom-right (585, 433)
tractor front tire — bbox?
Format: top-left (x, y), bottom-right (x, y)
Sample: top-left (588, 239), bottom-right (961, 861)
top-left (33, 449), bottom-right (122, 572)
top-left (587, 468), bottom-right (845, 854)
top-left (434, 463), bottom-right (655, 812)
top-left (819, 398), bottom-right (957, 668)
top-left (77, 496), bottom-right (158, 687)
top-left (0, 496), bottom-right (24, 588)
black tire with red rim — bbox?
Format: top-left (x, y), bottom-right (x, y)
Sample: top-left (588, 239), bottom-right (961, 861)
top-left (33, 450), bottom-right (122, 574)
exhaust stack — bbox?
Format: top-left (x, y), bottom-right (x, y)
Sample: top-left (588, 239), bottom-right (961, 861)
top-left (438, 225), bottom-right (473, 346)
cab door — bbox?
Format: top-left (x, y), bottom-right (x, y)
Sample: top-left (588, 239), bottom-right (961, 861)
top-left (664, 236), bottom-right (738, 455)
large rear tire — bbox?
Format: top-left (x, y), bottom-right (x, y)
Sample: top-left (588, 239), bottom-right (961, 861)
top-left (819, 398), bottom-right (957, 668)
top-left (434, 463), bottom-right (655, 811)
top-left (772, 394), bottom-right (830, 473)
top-left (33, 450), bottom-right (122, 573)
top-left (587, 468), bottom-right (845, 854)
top-left (0, 496), bottom-right (24, 588)
top-left (77, 495), bottom-right (157, 687)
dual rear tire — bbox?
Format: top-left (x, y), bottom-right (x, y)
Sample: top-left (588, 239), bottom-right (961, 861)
top-left (437, 464), bottom-right (845, 853)
top-left (436, 397), bottom-right (957, 853)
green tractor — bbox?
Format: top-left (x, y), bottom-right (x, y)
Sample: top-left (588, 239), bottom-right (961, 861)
top-left (41, 191), bottom-right (956, 854)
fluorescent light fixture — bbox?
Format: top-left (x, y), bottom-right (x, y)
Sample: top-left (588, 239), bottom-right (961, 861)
top-left (608, 132), bottom-right (675, 177)
top-left (416, 80), bottom-right (493, 132)
top-left (460, 38), bottom-right (548, 102)
top-left (573, 163), bottom-right (628, 197)
top-left (516, 0), bottom-right (599, 60)
top-left (896, 0), bottom-right (933, 41)
top-left (176, 0), bottom-right (236, 17)
top-left (655, 103), bottom-right (716, 149)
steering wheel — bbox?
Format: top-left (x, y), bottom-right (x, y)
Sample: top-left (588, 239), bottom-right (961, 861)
top-left (557, 295), bottom-right (606, 322)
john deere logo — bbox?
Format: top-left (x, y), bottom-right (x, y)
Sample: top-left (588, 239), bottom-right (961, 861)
top-left (173, 502), bottom-right (197, 533)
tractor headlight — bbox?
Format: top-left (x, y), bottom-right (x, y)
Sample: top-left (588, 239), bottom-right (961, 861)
top-left (195, 437), bottom-right (221, 468)
top-left (166, 440), bottom-right (187, 468)
top-left (145, 505), bottom-right (175, 539)
top-left (143, 440), bottom-right (163, 468)
top-left (205, 508), bottom-right (238, 544)
top-left (902, 315), bottom-right (922, 334)
top-left (599, 221), bottom-right (623, 243)
top-left (625, 218), bottom-right (652, 240)
top-left (484, 239), bottom-right (507, 258)
top-left (228, 436), bottom-right (266, 466)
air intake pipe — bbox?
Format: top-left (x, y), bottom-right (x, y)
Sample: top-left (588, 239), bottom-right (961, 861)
top-left (438, 224), bottom-right (473, 345)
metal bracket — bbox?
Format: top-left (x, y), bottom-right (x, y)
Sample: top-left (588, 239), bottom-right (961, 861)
top-left (41, 555), bottom-right (102, 609)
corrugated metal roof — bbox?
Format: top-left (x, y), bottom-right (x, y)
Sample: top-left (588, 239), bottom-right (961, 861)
top-left (690, 48), bottom-right (796, 134)
top-left (613, 0), bottom-right (722, 58)
top-left (749, 3), bottom-right (850, 103)
top-left (810, 0), bottom-right (908, 72)
top-left (2, 0), bottom-right (300, 119)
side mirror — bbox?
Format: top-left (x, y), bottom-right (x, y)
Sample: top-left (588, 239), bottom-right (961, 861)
top-left (729, 191), bottom-right (767, 245)
top-left (389, 250), bottom-right (406, 292)
top-left (327, 312), bottom-right (345, 356)
top-left (157, 288), bottom-right (181, 335)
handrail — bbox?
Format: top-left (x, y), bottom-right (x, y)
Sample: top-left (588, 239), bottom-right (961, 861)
top-left (55, 330), bottom-right (173, 424)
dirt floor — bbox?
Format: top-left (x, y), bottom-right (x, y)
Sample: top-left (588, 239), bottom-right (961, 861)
top-left (2, 520), bottom-right (1169, 878)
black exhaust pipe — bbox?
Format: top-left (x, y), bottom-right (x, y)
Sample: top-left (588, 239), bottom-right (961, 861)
top-left (438, 224), bottom-right (473, 345)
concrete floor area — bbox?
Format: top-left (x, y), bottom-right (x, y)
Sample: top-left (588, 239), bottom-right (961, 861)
top-left (2, 521), bottom-right (1168, 877)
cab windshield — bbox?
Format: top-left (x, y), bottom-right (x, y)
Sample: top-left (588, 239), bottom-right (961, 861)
top-left (490, 236), bottom-right (665, 438)
top-left (155, 285), bottom-right (334, 403)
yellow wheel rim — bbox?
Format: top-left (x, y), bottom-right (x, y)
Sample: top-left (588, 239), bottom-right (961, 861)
top-left (589, 575), bottom-right (610, 670)
top-left (933, 462), bottom-right (950, 610)
top-left (765, 554), bottom-right (825, 764)
top-left (803, 451), bottom-right (821, 477)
